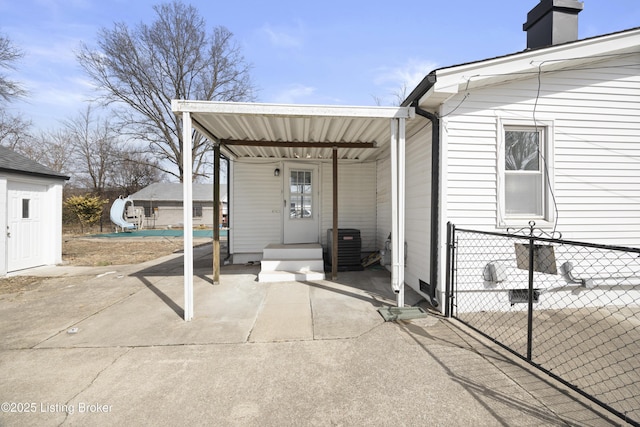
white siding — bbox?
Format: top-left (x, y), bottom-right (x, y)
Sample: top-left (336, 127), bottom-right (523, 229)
top-left (376, 121), bottom-right (434, 295)
top-left (404, 121), bottom-right (433, 292)
top-left (376, 157), bottom-right (391, 250)
top-left (232, 160), bottom-right (378, 256)
top-left (442, 53), bottom-right (640, 247)
top-left (0, 177), bottom-right (6, 275)
top-left (321, 162), bottom-right (376, 251)
top-left (1, 173), bottom-right (64, 275)
top-left (232, 161), bottom-right (283, 254)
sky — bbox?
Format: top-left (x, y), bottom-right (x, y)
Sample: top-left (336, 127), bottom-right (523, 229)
top-left (1, 0), bottom-right (639, 131)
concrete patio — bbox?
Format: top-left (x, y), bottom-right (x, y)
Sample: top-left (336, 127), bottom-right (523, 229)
top-left (0, 244), bottom-right (628, 426)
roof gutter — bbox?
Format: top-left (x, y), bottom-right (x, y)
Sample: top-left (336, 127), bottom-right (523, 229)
top-left (401, 72), bottom-right (437, 108)
top-left (402, 72), bottom-right (442, 311)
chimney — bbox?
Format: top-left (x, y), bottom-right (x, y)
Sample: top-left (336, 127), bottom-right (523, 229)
top-left (523, 0), bottom-right (584, 49)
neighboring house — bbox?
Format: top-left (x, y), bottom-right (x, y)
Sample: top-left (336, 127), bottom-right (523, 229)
top-left (128, 182), bottom-right (227, 229)
top-left (0, 146), bottom-right (70, 275)
top-left (173, 1), bottom-right (640, 319)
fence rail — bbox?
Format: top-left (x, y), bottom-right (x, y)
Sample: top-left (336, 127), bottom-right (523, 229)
top-left (446, 222), bottom-right (640, 426)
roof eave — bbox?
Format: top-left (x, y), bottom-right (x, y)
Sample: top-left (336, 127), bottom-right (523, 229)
top-left (405, 26), bottom-right (640, 111)
top-left (0, 167), bottom-right (70, 181)
top-left (172, 100), bottom-right (414, 120)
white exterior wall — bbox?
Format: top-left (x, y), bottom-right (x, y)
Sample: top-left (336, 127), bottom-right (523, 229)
top-left (0, 177), bottom-right (7, 275)
top-left (376, 121), bottom-right (434, 297)
top-left (438, 53), bottom-right (640, 311)
top-left (1, 172), bottom-right (65, 275)
top-left (232, 161), bottom-right (283, 259)
top-left (320, 162), bottom-right (376, 252)
top-left (375, 157), bottom-right (391, 250)
top-left (443, 54), bottom-right (640, 246)
top-left (403, 122), bottom-right (433, 294)
top-left (49, 182), bottom-right (63, 265)
top-left (232, 159), bottom-right (377, 261)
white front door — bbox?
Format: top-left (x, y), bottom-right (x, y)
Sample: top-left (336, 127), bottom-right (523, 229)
top-left (7, 181), bottom-right (45, 272)
top-left (283, 163), bottom-right (319, 244)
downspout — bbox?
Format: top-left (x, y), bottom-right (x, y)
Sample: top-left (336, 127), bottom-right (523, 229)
top-left (412, 102), bottom-right (440, 310)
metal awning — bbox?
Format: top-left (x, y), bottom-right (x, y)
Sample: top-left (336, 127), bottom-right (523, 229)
top-left (172, 100), bottom-right (412, 160)
top-left (172, 100), bottom-right (414, 321)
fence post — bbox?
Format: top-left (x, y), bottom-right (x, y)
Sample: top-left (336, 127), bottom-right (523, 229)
top-left (445, 222), bottom-right (454, 318)
top-left (527, 234), bottom-right (535, 361)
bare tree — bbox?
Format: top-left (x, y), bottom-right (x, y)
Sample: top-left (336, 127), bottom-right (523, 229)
top-left (77, 1), bottom-right (255, 182)
top-left (63, 105), bottom-right (119, 194)
top-left (30, 129), bottom-right (76, 175)
top-left (0, 33), bottom-right (26, 102)
top-left (0, 32), bottom-right (30, 153)
top-left (372, 83), bottom-right (409, 107)
top-left (110, 151), bottom-right (163, 195)
top-left (393, 83), bottom-right (409, 107)
top-left (0, 110), bottom-right (31, 150)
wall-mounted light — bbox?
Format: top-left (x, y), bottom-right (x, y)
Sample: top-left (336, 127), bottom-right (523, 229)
top-left (274, 168), bottom-right (280, 177)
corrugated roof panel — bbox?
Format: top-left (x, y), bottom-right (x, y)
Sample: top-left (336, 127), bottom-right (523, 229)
top-left (185, 102), bottom-right (414, 161)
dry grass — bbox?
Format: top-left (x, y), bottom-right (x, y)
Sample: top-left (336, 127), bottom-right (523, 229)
top-left (0, 276), bottom-right (43, 295)
top-left (61, 235), bottom-right (186, 267)
top-left (1, 235), bottom-right (211, 295)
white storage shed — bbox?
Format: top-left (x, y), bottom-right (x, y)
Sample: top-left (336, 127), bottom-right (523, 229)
top-left (0, 146), bottom-right (69, 275)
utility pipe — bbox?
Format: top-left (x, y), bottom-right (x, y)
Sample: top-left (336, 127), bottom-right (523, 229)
top-left (413, 102), bottom-right (441, 310)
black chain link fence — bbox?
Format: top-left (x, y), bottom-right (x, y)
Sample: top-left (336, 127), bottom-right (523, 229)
top-left (447, 222), bottom-right (640, 426)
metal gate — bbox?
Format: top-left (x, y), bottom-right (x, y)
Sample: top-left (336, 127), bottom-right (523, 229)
top-left (446, 222), bottom-right (640, 426)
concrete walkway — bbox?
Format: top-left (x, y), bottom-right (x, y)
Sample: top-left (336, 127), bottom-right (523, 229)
top-left (0, 246), bottom-right (627, 426)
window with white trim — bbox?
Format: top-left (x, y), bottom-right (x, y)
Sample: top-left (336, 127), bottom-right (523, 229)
top-left (498, 120), bottom-right (554, 227)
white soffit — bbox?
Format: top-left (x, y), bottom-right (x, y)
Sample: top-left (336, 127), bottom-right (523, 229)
top-left (172, 101), bottom-right (415, 161)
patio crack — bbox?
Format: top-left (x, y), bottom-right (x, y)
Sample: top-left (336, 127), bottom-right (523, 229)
top-left (59, 346), bottom-right (132, 425)
top-left (245, 287), bottom-right (268, 343)
top-left (309, 286), bottom-right (316, 340)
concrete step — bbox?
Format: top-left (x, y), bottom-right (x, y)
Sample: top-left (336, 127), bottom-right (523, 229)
top-left (261, 259), bottom-right (325, 273)
top-left (262, 243), bottom-right (323, 260)
top-left (259, 243), bottom-right (325, 283)
top-left (258, 270), bottom-right (326, 283)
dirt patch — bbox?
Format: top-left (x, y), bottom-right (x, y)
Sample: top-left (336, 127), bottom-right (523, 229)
top-left (0, 276), bottom-right (43, 295)
top-left (61, 236), bottom-right (191, 267)
top-left (0, 235), bottom-right (213, 295)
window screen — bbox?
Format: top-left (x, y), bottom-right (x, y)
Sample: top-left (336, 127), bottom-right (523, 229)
top-left (504, 129), bottom-right (544, 217)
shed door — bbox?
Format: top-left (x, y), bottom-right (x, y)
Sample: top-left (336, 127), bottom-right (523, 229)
top-left (283, 163), bottom-right (319, 244)
top-left (7, 182), bottom-right (45, 272)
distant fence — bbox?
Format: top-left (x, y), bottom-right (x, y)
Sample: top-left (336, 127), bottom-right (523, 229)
top-left (446, 222), bottom-right (640, 426)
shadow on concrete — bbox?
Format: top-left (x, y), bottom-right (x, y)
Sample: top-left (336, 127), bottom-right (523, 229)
top-left (302, 280), bottom-right (389, 308)
top-left (398, 318), bottom-right (619, 426)
top-left (134, 274), bottom-right (184, 319)
top-left (129, 244), bottom-right (406, 321)
top-left (129, 248), bottom-right (212, 320)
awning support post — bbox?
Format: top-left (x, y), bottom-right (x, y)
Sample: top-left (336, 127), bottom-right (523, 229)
top-left (213, 144), bottom-right (221, 285)
top-left (332, 146), bottom-right (338, 280)
top-left (390, 118), bottom-right (406, 307)
top-left (183, 112), bottom-right (194, 321)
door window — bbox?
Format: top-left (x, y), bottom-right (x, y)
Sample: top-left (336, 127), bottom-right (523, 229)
top-left (22, 199), bottom-right (30, 219)
top-left (289, 170), bottom-right (312, 219)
